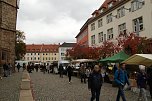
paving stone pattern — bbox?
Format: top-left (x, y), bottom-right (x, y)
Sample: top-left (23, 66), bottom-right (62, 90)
top-left (0, 72), bottom-right (22, 101)
top-left (30, 72), bottom-right (152, 101)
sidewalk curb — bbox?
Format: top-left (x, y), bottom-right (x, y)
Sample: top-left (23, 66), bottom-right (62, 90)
top-left (19, 71), bottom-right (34, 101)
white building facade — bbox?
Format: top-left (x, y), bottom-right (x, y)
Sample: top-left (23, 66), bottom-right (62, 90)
top-left (88, 0), bottom-right (152, 47)
top-left (59, 43), bottom-right (76, 61)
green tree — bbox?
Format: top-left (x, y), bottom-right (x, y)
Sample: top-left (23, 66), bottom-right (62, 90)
top-left (15, 30), bottom-right (26, 60)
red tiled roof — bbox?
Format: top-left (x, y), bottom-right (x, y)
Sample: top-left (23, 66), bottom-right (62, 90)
top-left (99, 0), bottom-right (117, 10)
top-left (26, 44), bottom-right (60, 53)
top-left (91, 10), bottom-right (100, 15)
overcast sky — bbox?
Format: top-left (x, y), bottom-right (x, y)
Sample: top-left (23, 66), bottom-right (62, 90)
top-left (17, 0), bottom-right (104, 44)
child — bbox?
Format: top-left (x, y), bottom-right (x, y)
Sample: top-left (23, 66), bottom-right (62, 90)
top-left (88, 65), bottom-right (103, 101)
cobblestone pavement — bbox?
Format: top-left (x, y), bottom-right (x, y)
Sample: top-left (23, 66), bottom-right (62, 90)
top-left (30, 72), bottom-right (152, 101)
top-left (0, 72), bottom-right (22, 101)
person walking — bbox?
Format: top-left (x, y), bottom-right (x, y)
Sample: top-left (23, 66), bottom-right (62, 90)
top-left (35, 64), bottom-right (39, 72)
top-left (147, 68), bottom-right (152, 99)
top-left (8, 63), bottom-right (12, 76)
top-left (80, 64), bottom-right (86, 83)
top-left (42, 64), bottom-right (46, 74)
top-left (3, 63), bottom-right (8, 77)
top-left (114, 63), bottom-right (130, 101)
top-left (59, 64), bottom-right (64, 78)
top-left (17, 63), bottom-right (21, 72)
top-left (46, 64), bottom-right (50, 74)
top-left (22, 63), bottom-right (26, 72)
top-left (88, 65), bottom-right (103, 101)
top-left (67, 65), bottom-right (73, 83)
top-left (86, 67), bottom-right (92, 82)
top-left (137, 65), bottom-right (148, 101)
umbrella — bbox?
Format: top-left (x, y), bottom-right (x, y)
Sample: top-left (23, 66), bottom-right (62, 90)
top-left (99, 51), bottom-right (129, 63)
top-left (122, 54), bottom-right (152, 67)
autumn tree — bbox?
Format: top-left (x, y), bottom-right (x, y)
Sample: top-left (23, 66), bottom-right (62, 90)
top-left (15, 30), bottom-right (26, 60)
top-left (116, 32), bottom-right (148, 55)
top-left (66, 45), bottom-right (101, 60)
top-left (98, 41), bottom-right (122, 59)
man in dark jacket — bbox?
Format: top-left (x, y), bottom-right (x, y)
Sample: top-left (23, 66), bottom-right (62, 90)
top-left (114, 63), bottom-right (130, 101)
top-left (67, 65), bottom-right (73, 83)
top-left (59, 64), bottom-right (64, 78)
top-left (137, 66), bottom-right (148, 101)
top-left (88, 65), bottom-right (103, 101)
top-left (3, 63), bottom-right (8, 77)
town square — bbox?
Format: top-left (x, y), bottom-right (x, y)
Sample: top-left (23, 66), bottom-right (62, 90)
top-left (0, 0), bottom-right (152, 101)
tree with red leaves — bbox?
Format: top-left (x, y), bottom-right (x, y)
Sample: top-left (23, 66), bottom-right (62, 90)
top-left (116, 32), bottom-right (147, 55)
top-left (99, 41), bottom-right (122, 59)
top-left (66, 45), bottom-right (101, 60)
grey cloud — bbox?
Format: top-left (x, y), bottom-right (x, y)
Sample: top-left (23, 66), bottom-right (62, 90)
top-left (17, 0), bottom-right (103, 44)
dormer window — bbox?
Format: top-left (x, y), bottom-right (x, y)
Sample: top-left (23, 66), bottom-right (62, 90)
top-left (100, 9), bottom-right (104, 13)
top-left (92, 14), bottom-right (96, 17)
top-left (108, 2), bottom-right (113, 8)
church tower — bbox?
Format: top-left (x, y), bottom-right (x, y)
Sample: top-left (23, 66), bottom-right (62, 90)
top-left (0, 0), bottom-right (19, 72)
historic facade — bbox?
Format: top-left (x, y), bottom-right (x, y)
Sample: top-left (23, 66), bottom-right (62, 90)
top-left (0, 0), bottom-right (19, 72)
top-left (24, 44), bottom-right (60, 65)
top-left (88, 0), bottom-right (152, 47)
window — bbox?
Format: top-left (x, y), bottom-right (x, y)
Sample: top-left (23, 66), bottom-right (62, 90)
top-left (54, 53), bottom-right (56, 55)
top-left (91, 23), bottom-right (95, 31)
top-left (104, 34), bottom-right (106, 42)
top-left (52, 57), bottom-right (53, 60)
top-left (98, 32), bottom-right (103, 43)
top-left (49, 57), bottom-right (50, 60)
top-left (108, 2), bottom-right (113, 8)
top-left (107, 28), bottom-right (113, 40)
top-left (131, 0), bottom-right (144, 11)
top-left (117, 6), bottom-right (125, 18)
top-left (54, 57), bottom-right (56, 60)
top-left (98, 19), bottom-right (103, 28)
top-left (31, 58), bottom-right (32, 60)
top-left (27, 57), bottom-right (29, 60)
top-left (34, 57), bottom-right (36, 60)
top-left (46, 53), bottom-right (48, 55)
top-left (61, 53), bottom-right (65, 56)
top-left (91, 35), bottom-right (95, 45)
top-left (46, 57), bottom-right (47, 60)
top-left (100, 9), bottom-right (104, 13)
top-left (2, 51), bottom-right (7, 60)
top-left (107, 13), bottom-right (112, 23)
top-left (43, 53), bottom-right (45, 55)
top-left (38, 57), bottom-right (40, 60)
top-left (133, 17), bottom-right (143, 33)
top-left (31, 53), bottom-right (32, 55)
top-left (118, 23), bottom-right (126, 34)
top-left (35, 53), bottom-right (36, 55)
top-left (38, 53), bottom-right (39, 55)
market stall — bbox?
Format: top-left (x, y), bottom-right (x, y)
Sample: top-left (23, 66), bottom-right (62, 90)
top-left (123, 54), bottom-right (152, 87)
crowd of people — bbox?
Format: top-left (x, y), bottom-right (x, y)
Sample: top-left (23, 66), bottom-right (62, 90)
top-left (1, 62), bottom-right (152, 101)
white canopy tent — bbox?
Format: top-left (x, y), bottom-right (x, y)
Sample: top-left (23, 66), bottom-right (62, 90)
top-left (122, 54), bottom-right (152, 67)
top-left (59, 60), bottom-right (70, 64)
top-left (71, 59), bottom-right (96, 63)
